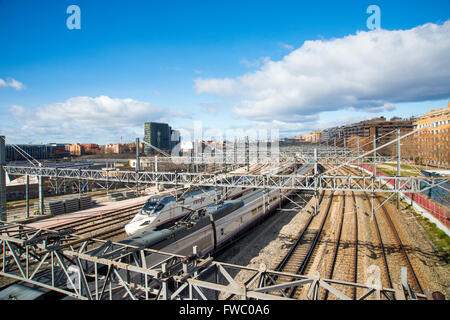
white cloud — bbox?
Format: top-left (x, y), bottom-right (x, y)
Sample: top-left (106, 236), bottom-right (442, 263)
top-left (195, 20), bottom-right (450, 122)
top-left (0, 78), bottom-right (25, 90)
top-left (9, 96), bottom-right (190, 143)
top-left (249, 114), bottom-right (368, 137)
top-left (364, 103), bottom-right (396, 113)
top-left (278, 42), bottom-right (294, 50)
top-left (240, 57), bottom-right (270, 68)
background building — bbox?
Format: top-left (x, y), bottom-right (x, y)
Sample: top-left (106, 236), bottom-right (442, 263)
top-left (340, 117), bottom-right (414, 145)
top-left (144, 122), bottom-right (180, 155)
top-left (104, 143), bottom-right (128, 154)
top-left (320, 126), bottom-right (342, 143)
top-left (170, 129), bottom-right (181, 150)
top-left (5, 144), bottom-right (70, 161)
top-left (304, 130), bottom-right (322, 143)
top-left (82, 144), bottom-right (101, 154)
top-left (68, 143), bottom-right (83, 156)
top-left (413, 103), bottom-right (450, 168)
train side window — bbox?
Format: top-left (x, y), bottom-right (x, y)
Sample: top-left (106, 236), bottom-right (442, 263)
top-left (221, 228), bottom-right (224, 236)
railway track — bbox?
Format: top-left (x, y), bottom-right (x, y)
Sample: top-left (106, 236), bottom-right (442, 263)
top-left (344, 165), bottom-right (424, 298)
top-left (270, 164), bottom-right (363, 299)
top-left (322, 190), bottom-right (345, 300)
top-left (270, 163), bottom-right (425, 300)
top-left (320, 188), bottom-right (361, 300)
top-left (351, 191), bottom-right (359, 299)
top-left (52, 205), bottom-right (143, 246)
top-left (267, 165), bottom-right (348, 299)
top-left (270, 190), bottom-right (334, 298)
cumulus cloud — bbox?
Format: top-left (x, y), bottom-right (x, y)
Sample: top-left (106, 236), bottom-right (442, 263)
top-left (278, 42), bottom-right (294, 50)
top-left (9, 96), bottom-right (189, 143)
top-left (0, 78), bottom-right (25, 90)
top-left (195, 20), bottom-right (450, 121)
top-left (240, 57), bottom-right (270, 68)
top-left (364, 103), bottom-right (396, 113)
top-left (249, 115), bottom-right (367, 137)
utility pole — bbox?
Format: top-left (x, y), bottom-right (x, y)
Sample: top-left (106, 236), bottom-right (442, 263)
top-left (39, 163), bottom-right (44, 215)
top-left (371, 134), bottom-right (376, 219)
top-left (106, 161), bottom-right (109, 196)
top-left (155, 155), bottom-right (159, 190)
top-left (373, 134), bottom-right (377, 176)
top-left (397, 129), bottom-right (401, 209)
top-left (334, 137), bottom-right (337, 159)
top-left (136, 137), bottom-right (140, 195)
top-left (357, 135), bottom-right (360, 174)
top-left (26, 174), bottom-right (29, 218)
top-left (234, 139), bottom-right (237, 169)
top-left (246, 136), bottom-right (249, 172)
top-left (222, 140), bottom-right (226, 172)
top-left (397, 129), bottom-right (401, 176)
top-left (314, 148), bottom-right (318, 216)
top-left (0, 136), bottom-right (6, 221)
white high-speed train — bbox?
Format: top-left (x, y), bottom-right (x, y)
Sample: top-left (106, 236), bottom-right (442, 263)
top-left (124, 187), bottom-right (247, 236)
top-left (125, 162), bottom-right (294, 236)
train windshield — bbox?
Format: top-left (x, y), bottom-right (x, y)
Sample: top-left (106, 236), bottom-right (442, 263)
top-left (142, 199), bottom-right (164, 214)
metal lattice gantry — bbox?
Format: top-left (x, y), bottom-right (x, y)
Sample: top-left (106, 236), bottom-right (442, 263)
top-left (0, 221), bottom-right (430, 300)
top-left (3, 164), bottom-right (448, 194)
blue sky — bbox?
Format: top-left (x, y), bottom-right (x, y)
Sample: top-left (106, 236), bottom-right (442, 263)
top-left (0, 0), bottom-right (449, 144)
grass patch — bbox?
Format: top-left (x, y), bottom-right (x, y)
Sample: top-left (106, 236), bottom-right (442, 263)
top-left (382, 163), bottom-right (419, 170)
top-left (366, 164), bottom-right (421, 177)
top-left (387, 193), bottom-right (449, 261)
top-left (381, 163), bottom-right (422, 175)
top-left (411, 211), bottom-right (450, 261)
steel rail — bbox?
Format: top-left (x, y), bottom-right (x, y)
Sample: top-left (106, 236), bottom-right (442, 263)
top-left (346, 166), bottom-right (394, 296)
top-left (339, 168), bottom-right (360, 300)
top-left (348, 165), bottom-right (424, 295)
top-left (42, 203), bottom-right (144, 232)
top-left (274, 191), bottom-right (325, 272)
top-left (378, 196), bottom-right (424, 294)
top-left (286, 191), bottom-right (335, 298)
top-left (346, 166), bottom-right (424, 299)
top-left (351, 191), bottom-right (358, 300)
top-left (323, 191), bottom-right (345, 300)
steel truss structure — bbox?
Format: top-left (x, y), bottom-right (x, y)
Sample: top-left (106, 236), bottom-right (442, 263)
top-left (0, 221), bottom-right (430, 300)
top-left (3, 164), bottom-right (448, 193)
top-left (156, 154), bottom-right (394, 165)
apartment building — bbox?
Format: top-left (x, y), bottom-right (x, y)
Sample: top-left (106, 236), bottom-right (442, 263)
top-left (341, 117), bottom-right (414, 146)
top-left (304, 130), bottom-right (322, 143)
top-left (320, 126), bottom-right (343, 142)
top-left (414, 103), bottom-right (450, 168)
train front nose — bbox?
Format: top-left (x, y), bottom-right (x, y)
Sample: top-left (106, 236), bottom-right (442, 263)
top-left (125, 221), bottom-right (138, 235)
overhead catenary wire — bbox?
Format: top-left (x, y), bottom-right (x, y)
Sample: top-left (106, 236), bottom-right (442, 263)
top-left (1, 136), bottom-right (42, 167)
